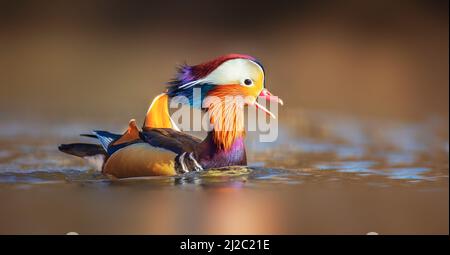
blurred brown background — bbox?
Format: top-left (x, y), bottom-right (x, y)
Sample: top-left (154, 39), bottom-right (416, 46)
top-left (0, 0), bottom-right (448, 123)
top-left (0, 1), bottom-right (448, 235)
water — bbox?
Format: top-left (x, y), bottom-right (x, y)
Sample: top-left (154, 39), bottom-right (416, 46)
top-left (0, 112), bottom-right (448, 234)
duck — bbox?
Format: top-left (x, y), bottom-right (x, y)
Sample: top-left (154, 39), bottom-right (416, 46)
top-left (58, 54), bottom-right (283, 178)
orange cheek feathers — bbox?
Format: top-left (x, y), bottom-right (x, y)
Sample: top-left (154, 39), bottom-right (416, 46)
top-left (205, 85), bottom-right (249, 151)
top-left (206, 84), bottom-right (260, 100)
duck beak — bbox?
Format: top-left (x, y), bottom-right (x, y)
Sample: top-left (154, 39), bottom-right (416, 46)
top-left (254, 88), bottom-right (284, 119)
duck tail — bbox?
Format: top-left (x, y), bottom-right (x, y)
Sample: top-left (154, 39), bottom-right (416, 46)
top-left (143, 93), bottom-right (180, 131)
top-left (58, 143), bottom-right (107, 171)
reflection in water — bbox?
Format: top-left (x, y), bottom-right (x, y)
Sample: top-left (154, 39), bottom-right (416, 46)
top-left (0, 112), bottom-right (448, 234)
top-left (384, 152), bottom-right (416, 165)
top-left (316, 161), bottom-right (377, 174)
top-left (385, 167), bottom-right (431, 180)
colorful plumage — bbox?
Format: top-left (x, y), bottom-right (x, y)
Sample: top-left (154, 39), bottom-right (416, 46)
top-left (59, 54), bottom-right (283, 178)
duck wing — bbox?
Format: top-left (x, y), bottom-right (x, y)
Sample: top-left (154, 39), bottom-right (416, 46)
top-left (140, 128), bottom-right (201, 155)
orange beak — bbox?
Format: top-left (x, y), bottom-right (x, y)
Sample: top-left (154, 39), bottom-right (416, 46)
top-left (254, 88), bottom-right (284, 119)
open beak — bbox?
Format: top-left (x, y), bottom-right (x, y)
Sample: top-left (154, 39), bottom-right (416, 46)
top-left (254, 88), bottom-right (284, 119)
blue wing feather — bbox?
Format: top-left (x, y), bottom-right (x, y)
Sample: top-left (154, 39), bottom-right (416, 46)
top-left (93, 130), bottom-right (121, 154)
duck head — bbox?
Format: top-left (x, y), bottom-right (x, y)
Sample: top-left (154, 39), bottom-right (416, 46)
top-left (167, 54), bottom-right (283, 153)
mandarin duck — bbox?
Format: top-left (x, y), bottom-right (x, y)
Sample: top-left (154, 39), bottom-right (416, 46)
top-left (59, 54), bottom-right (283, 178)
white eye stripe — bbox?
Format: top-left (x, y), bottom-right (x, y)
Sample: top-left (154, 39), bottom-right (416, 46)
top-left (177, 59), bottom-right (264, 89)
top-left (202, 59), bottom-right (264, 86)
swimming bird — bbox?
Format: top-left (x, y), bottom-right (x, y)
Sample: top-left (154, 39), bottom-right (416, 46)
top-left (59, 54), bottom-right (283, 178)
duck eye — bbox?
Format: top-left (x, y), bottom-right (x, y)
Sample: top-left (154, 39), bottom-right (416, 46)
top-left (243, 79), bottom-right (253, 86)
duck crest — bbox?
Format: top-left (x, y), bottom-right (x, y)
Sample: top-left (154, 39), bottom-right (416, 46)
top-left (168, 54), bottom-right (257, 91)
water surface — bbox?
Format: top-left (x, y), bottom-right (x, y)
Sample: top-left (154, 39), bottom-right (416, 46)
top-left (0, 112), bottom-right (448, 234)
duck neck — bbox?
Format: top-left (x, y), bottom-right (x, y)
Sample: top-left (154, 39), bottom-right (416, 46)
top-left (194, 97), bottom-right (247, 169)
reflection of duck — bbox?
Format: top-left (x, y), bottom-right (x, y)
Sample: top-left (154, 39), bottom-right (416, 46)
top-left (59, 54), bottom-right (283, 178)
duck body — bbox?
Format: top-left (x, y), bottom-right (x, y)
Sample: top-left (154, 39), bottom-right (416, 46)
top-left (101, 128), bottom-right (202, 178)
top-left (59, 54), bottom-right (282, 178)
top-left (82, 126), bottom-right (203, 177)
top-left (103, 142), bottom-right (177, 177)
top-left (62, 127), bottom-right (246, 178)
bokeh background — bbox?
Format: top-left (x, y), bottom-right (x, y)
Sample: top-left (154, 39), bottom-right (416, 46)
top-left (0, 0), bottom-right (448, 234)
top-left (0, 0), bottom-right (448, 123)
